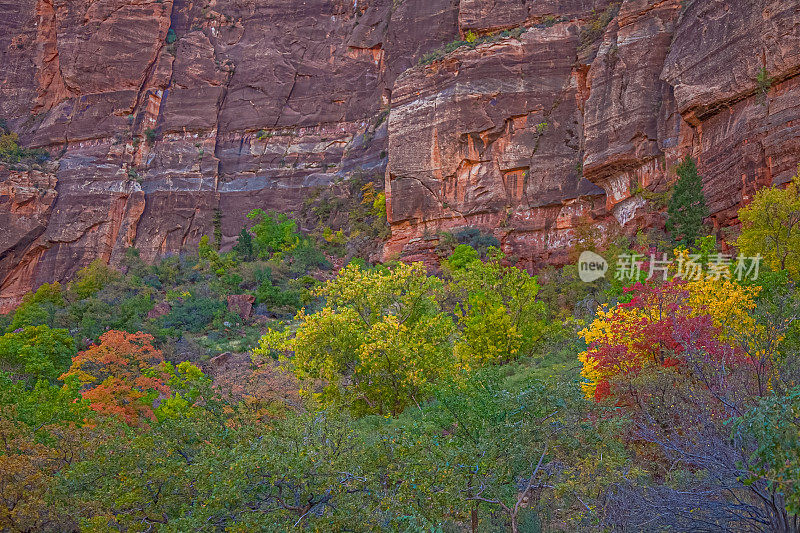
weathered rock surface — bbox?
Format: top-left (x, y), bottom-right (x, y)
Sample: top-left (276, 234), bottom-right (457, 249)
top-left (1, 0), bottom-right (799, 310)
top-left (386, 0), bottom-right (800, 266)
top-left (386, 22), bottom-right (608, 267)
top-left (227, 294), bottom-right (255, 320)
top-left (0, 0), bottom-right (458, 310)
top-left (146, 301), bottom-right (172, 320)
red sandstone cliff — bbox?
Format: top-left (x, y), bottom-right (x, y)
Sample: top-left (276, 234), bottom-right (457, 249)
top-left (1, 0), bottom-right (799, 310)
top-left (386, 0), bottom-right (800, 265)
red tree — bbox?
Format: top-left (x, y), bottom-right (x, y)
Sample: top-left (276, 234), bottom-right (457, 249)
top-left (60, 331), bottom-right (169, 426)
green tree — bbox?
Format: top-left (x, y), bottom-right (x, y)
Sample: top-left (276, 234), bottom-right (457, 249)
top-left (7, 282), bottom-right (64, 331)
top-left (0, 325), bottom-right (75, 383)
top-left (449, 248), bottom-right (547, 366)
top-left (61, 405), bottom-right (406, 532)
top-left (232, 227), bottom-right (254, 261)
top-left (426, 368), bottom-right (595, 533)
top-left (247, 209), bottom-right (301, 259)
top-left (59, 374), bottom-right (238, 532)
top-left (287, 237), bottom-right (330, 273)
top-left (254, 270), bottom-right (304, 310)
top-left (734, 386), bottom-right (800, 517)
top-left (443, 243), bottom-right (480, 272)
top-left (666, 157), bottom-right (708, 247)
top-left (0, 375), bottom-right (93, 532)
top-left (256, 262), bottom-right (455, 415)
top-left (160, 295), bottom-right (226, 333)
top-left (0, 130), bottom-right (49, 165)
top-left (736, 168), bottom-right (800, 278)
top-left (66, 281), bottom-right (153, 342)
top-left (69, 259), bottom-right (121, 300)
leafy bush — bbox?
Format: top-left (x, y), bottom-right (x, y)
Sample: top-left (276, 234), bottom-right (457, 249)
top-left (443, 244), bottom-right (480, 272)
top-left (232, 228), bottom-right (254, 261)
top-left (541, 14), bottom-right (560, 27)
top-left (65, 279), bottom-right (154, 342)
top-left (449, 248), bottom-right (547, 365)
top-left (578, 3), bottom-right (621, 52)
top-left (160, 296), bottom-right (225, 333)
top-left (148, 254), bottom-right (204, 289)
top-left (8, 283), bottom-right (65, 331)
top-left (736, 166), bottom-right (800, 277)
top-left (256, 262), bottom-right (453, 415)
top-left (302, 177), bottom-right (389, 259)
top-left (419, 27), bottom-right (525, 65)
top-left (438, 227), bottom-right (500, 258)
top-left (255, 278), bottom-right (301, 310)
top-left (0, 325), bottom-right (75, 383)
top-left (579, 277), bottom-right (759, 401)
top-left (253, 266), bottom-right (316, 313)
top-left (69, 260), bottom-right (121, 300)
top-left (0, 130), bottom-right (50, 167)
top-left (537, 264), bottom-right (607, 321)
top-left (734, 386), bottom-right (800, 515)
top-left (287, 238), bottom-right (330, 273)
top-left (756, 67), bottom-right (772, 103)
top-left (247, 209), bottom-right (301, 259)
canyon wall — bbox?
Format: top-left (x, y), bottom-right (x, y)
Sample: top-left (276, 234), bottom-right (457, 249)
top-left (1, 0), bottom-right (799, 310)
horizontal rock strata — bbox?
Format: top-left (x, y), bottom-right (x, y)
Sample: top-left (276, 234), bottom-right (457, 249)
top-left (1, 0), bottom-right (799, 309)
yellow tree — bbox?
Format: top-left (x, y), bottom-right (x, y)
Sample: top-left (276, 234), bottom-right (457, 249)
top-left (736, 168), bottom-right (800, 278)
top-left (448, 248), bottom-right (546, 367)
top-left (255, 262), bottom-right (455, 415)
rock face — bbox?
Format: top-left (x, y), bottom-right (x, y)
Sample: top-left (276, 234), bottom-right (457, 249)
top-left (1, 0), bottom-right (799, 310)
top-left (227, 294), bottom-right (255, 321)
top-left (386, 0), bottom-right (800, 265)
top-left (146, 301), bottom-right (171, 320)
top-left (386, 20), bottom-right (608, 268)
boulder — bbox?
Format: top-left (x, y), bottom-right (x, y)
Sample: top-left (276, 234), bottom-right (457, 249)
top-left (227, 294), bottom-right (255, 320)
top-left (146, 301), bottom-right (171, 319)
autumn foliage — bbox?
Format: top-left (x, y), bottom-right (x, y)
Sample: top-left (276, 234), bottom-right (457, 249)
top-left (4, 197), bottom-right (800, 532)
top-left (256, 255), bottom-right (547, 416)
top-left (60, 331), bottom-right (169, 425)
top-left (579, 277), bottom-right (759, 403)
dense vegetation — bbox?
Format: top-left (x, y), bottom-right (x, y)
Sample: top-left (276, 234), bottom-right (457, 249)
top-left (2, 165), bottom-right (800, 532)
top-left (0, 120), bottom-right (50, 169)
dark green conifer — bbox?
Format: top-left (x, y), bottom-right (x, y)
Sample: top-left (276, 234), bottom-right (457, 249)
top-left (232, 227), bottom-right (254, 261)
top-left (666, 156), bottom-right (708, 247)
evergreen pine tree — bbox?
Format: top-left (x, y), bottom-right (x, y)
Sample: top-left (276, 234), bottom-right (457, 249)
top-left (666, 156), bottom-right (708, 247)
top-left (232, 227), bottom-right (254, 261)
